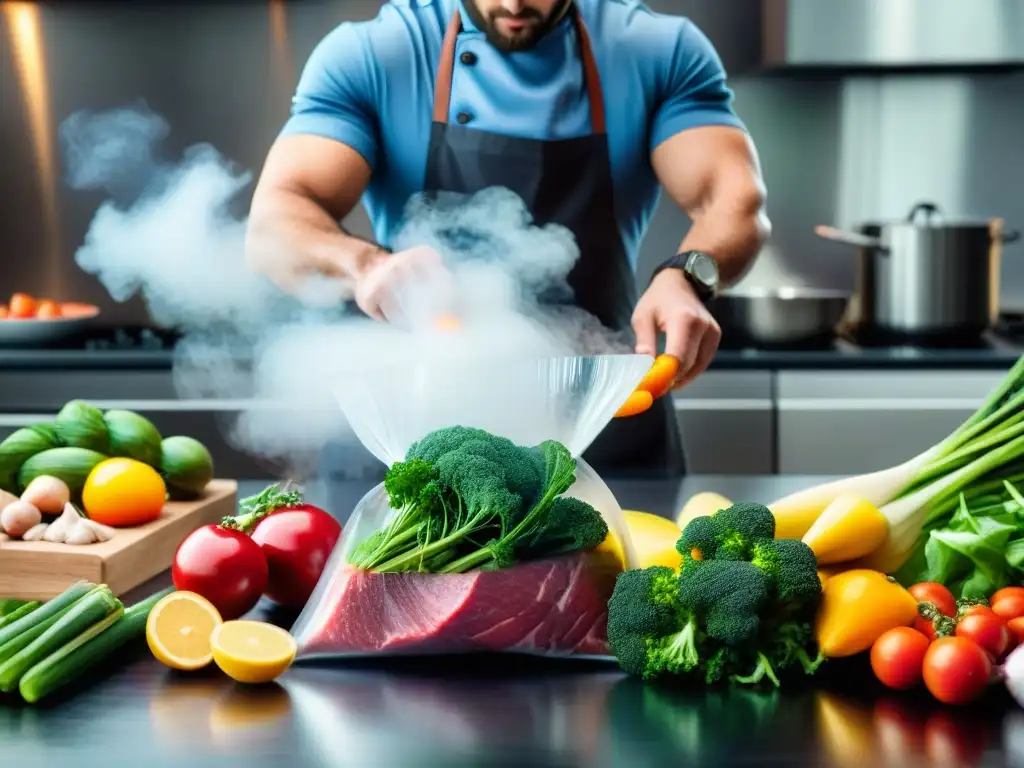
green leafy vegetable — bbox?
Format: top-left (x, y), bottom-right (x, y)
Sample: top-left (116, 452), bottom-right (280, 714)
top-left (348, 426), bottom-right (608, 574)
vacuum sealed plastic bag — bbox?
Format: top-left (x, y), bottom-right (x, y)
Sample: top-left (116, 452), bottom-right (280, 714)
top-left (291, 354), bottom-right (651, 660)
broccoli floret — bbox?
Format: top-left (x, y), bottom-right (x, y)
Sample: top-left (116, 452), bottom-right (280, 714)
top-left (677, 559), bottom-right (768, 646)
top-left (730, 621), bottom-right (824, 688)
top-left (677, 503), bottom-right (776, 561)
top-left (406, 426), bottom-right (494, 462)
top-left (518, 496), bottom-right (609, 560)
top-left (751, 539), bottom-right (822, 615)
top-left (607, 566), bottom-right (703, 680)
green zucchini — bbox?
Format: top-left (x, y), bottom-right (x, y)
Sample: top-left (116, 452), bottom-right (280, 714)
top-left (0, 581), bottom-right (93, 650)
top-left (19, 586), bottom-right (173, 704)
top-left (0, 586), bottom-right (122, 692)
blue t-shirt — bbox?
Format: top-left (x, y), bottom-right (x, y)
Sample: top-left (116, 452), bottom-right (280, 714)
top-left (281, 0), bottom-right (746, 267)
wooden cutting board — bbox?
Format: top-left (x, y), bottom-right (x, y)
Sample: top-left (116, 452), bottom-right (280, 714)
top-left (0, 479), bottom-right (238, 601)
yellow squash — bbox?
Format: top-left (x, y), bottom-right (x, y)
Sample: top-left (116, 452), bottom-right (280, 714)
top-left (815, 569), bottom-right (919, 658)
top-left (676, 492), bottom-right (731, 531)
top-left (597, 510), bottom-right (683, 571)
top-left (801, 494), bottom-right (889, 565)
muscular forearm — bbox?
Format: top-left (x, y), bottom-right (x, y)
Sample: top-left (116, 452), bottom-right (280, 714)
top-left (245, 187), bottom-right (385, 301)
top-left (678, 192), bottom-right (771, 285)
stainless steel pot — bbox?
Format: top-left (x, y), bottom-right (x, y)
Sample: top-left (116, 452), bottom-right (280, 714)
top-left (711, 288), bottom-right (849, 347)
top-left (816, 202), bottom-right (1020, 339)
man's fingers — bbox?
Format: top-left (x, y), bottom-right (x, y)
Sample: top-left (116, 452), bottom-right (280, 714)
top-left (664, 311), bottom-right (702, 374)
top-left (674, 320), bottom-right (721, 390)
top-left (632, 308), bottom-right (659, 358)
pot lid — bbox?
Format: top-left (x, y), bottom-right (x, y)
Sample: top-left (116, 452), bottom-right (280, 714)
top-left (865, 202), bottom-right (1001, 229)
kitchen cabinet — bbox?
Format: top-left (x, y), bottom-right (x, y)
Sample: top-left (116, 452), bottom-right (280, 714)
top-left (674, 371), bottom-right (775, 475)
top-left (775, 370), bottom-right (1006, 475)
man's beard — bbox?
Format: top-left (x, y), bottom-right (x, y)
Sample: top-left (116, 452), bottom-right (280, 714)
top-left (464, 0), bottom-right (572, 52)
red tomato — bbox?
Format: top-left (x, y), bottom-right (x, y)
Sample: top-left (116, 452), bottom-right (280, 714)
top-left (991, 589), bottom-right (1024, 621)
top-left (871, 627), bottom-right (930, 690)
top-left (913, 616), bottom-right (938, 642)
top-left (1007, 616), bottom-right (1024, 647)
top-left (922, 637), bottom-right (992, 705)
top-left (172, 525), bottom-right (268, 620)
top-left (250, 504), bottom-right (341, 607)
top-left (955, 612), bottom-right (1010, 661)
top-left (960, 604), bottom-right (998, 620)
top-left (875, 698), bottom-right (926, 761)
top-left (909, 582), bottom-right (957, 618)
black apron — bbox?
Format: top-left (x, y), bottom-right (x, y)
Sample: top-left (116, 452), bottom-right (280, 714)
top-left (423, 5), bottom-right (685, 479)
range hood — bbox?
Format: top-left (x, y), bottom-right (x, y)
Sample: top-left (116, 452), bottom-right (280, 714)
top-left (763, 0), bottom-right (1024, 69)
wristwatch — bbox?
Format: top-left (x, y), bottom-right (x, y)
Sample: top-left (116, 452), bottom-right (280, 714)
top-left (651, 250), bottom-right (720, 304)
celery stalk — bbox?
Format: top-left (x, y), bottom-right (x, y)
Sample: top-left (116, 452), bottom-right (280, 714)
top-left (0, 586), bottom-right (122, 692)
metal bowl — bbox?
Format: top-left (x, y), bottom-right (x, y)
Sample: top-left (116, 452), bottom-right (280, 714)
top-left (711, 288), bottom-right (850, 347)
top-left (0, 303), bottom-right (100, 347)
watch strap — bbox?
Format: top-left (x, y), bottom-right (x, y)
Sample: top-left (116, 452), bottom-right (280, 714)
top-left (651, 251), bottom-right (717, 304)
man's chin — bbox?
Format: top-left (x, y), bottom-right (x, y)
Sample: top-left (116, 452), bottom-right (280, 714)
top-left (486, 28), bottom-right (542, 51)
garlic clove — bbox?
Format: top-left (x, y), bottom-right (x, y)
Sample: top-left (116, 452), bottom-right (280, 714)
top-left (81, 518), bottom-right (116, 543)
top-left (65, 520), bottom-right (97, 546)
top-left (23, 523), bottom-right (49, 541)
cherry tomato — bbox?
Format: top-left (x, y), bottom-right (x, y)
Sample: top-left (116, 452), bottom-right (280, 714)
top-left (991, 589), bottom-right (1024, 621)
top-left (922, 637), bottom-right (992, 705)
top-left (34, 300), bottom-right (61, 319)
top-left (913, 616), bottom-right (939, 641)
top-left (1007, 616), bottom-right (1024, 647)
top-left (909, 582), bottom-right (957, 618)
top-left (875, 698), bottom-right (926, 761)
top-left (956, 612), bottom-right (1010, 661)
top-left (82, 458), bottom-right (167, 527)
top-left (871, 627), bottom-right (930, 690)
top-left (172, 525), bottom-right (268, 620)
top-left (250, 504), bottom-right (341, 607)
top-left (8, 293), bottom-right (36, 319)
top-left (960, 604), bottom-right (998, 620)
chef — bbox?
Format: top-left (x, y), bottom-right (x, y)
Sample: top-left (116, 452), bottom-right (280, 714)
top-left (246, 0), bottom-right (770, 478)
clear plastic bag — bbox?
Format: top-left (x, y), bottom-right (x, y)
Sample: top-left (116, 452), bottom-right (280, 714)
top-left (291, 354), bottom-right (652, 660)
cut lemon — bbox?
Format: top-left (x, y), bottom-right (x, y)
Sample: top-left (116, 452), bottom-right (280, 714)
top-left (211, 620), bottom-right (296, 684)
top-left (146, 591), bottom-right (223, 671)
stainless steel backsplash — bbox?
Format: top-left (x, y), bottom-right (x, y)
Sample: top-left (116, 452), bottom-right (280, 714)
top-left (2, 1), bottom-right (1023, 326)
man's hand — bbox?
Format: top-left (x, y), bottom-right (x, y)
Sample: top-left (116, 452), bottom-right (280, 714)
top-left (631, 268), bottom-right (721, 390)
top-left (354, 245), bottom-right (455, 326)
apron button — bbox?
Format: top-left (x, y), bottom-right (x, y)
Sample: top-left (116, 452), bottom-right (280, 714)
top-left (460, 51), bottom-right (478, 66)
top-left (456, 112), bottom-right (473, 125)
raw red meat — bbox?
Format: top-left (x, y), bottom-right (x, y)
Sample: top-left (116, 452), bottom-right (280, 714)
top-left (298, 552), bottom-right (618, 658)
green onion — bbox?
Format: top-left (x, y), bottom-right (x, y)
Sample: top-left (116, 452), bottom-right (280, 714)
top-left (0, 600), bottom-right (29, 617)
top-left (0, 581), bottom-right (94, 651)
top-left (19, 586), bottom-right (173, 704)
top-left (0, 601), bottom-right (40, 630)
top-left (0, 585), bottom-right (122, 692)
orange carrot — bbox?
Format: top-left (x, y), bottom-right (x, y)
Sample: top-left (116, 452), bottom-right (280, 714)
top-left (0, 306), bottom-right (7, 319)
top-left (636, 354), bottom-right (681, 399)
top-left (614, 390), bottom-right (654, 419)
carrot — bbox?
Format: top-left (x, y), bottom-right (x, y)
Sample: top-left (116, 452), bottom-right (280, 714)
top-left (8, 293), bottom-right (36, 319)
top-left (0, 306), bottom-right (7, 319)
top-left (614, 390), bottom-right (654, 419)
top-left (636, 354), bottom-right (681, 399)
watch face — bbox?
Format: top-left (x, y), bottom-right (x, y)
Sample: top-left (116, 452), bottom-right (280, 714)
top-left (687, 252), bottom-right (719, 290)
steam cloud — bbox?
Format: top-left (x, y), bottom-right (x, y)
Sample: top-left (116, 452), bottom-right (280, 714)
top-left (60, 104), bottom-right (632, 478)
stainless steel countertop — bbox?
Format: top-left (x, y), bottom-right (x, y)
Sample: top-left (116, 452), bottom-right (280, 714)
top-left (1, 475), bottom-right (1019, 768)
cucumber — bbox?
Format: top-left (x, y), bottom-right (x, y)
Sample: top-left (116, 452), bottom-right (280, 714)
top-left (16, 448), bottom-right (108, 497)
top-left (0, 586), bottom-right (122, 692)
top-left (104, 410), bottom-right (162, 468)
top-left (19, 587), bottom-right (173, 704)
top-left (54, 400), bottom-right (109, 454)
top-left (160, 436), bottom-right (214, 499)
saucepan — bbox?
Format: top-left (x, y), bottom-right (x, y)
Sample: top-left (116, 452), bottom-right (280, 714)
top-left (710, 287), bottom-right (850, 347)
top-left (816, 201), bottom-right (1021, 339)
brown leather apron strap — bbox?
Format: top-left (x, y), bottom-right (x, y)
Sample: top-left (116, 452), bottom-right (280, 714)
top-left (431, 5), bottom-right (607, 135)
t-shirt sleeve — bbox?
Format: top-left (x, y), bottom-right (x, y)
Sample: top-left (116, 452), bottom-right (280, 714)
top-left (650, 19), bottom-right (746, 150)
top-left (279, 22), bottom-right (380, 170)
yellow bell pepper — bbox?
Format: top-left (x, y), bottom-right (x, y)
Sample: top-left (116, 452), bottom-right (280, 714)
top-left (815, 569), bottom-right (919, 658)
